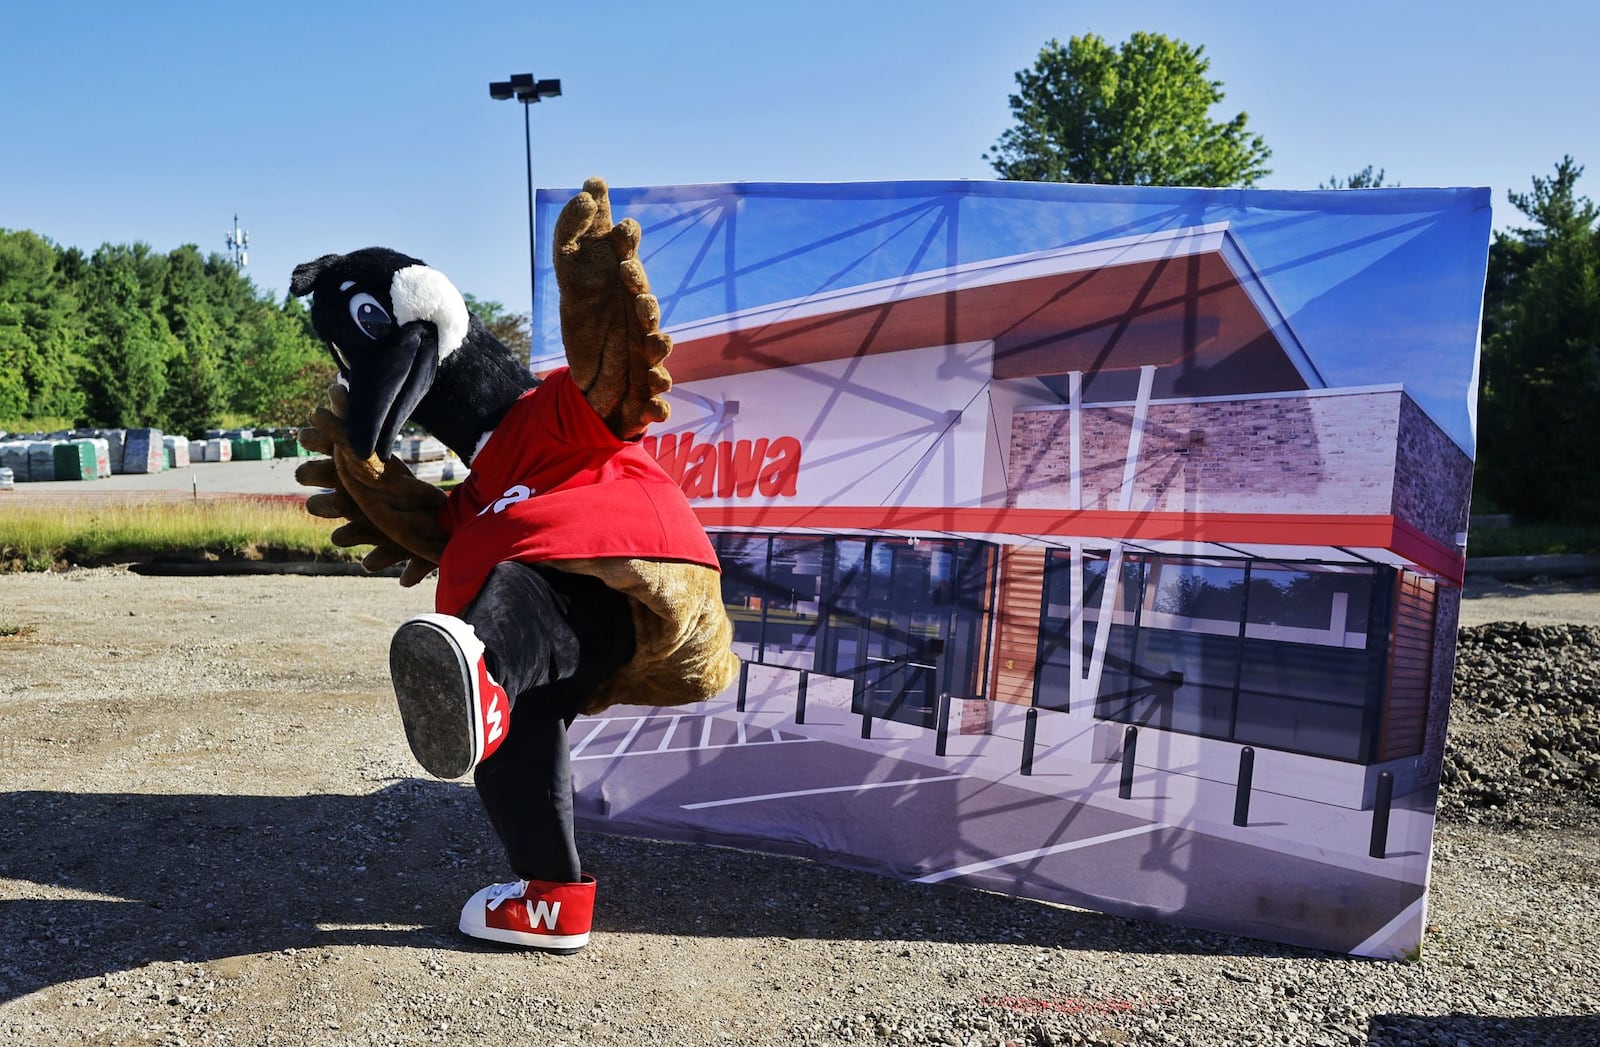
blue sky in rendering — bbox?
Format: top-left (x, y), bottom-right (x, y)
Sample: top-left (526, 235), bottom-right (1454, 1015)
top-left (535, 181), bottom-right (1491, 453)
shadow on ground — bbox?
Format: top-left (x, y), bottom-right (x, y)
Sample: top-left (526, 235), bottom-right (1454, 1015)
top-left (1369, 1012), bottom-right (1600, 1045)
top-left (1461, 575), bottom-right (1600, 602)
top-left (1, 782), bottom-right (1314, 1002)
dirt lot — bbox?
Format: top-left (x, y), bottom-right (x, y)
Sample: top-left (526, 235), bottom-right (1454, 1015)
top-left (1, 568), bottom-right (1596, 1046)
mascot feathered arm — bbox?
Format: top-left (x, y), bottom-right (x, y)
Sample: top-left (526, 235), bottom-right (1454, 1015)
top-left (554, 176), bottom-right (674, 440)
top-left (295, 384), bottom-right (447, 587)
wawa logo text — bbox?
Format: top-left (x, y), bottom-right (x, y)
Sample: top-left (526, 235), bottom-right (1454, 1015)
top-left (642, 433), bottom-right (802, 500)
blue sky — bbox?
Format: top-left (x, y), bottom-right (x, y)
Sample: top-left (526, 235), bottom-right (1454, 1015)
top-left (1, 0), bottom-right (1594, 316)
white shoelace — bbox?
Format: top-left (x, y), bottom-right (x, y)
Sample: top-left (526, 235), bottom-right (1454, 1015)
top-left (483, 880), bottom-right (528, 911)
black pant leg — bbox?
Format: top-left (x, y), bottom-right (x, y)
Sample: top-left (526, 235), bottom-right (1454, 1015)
top-left (458, 561), bottom-right (635, 883)
top-left (471, 714), bottom-right (579, 882)
top-left (461, 560), bottom-right (635, 715)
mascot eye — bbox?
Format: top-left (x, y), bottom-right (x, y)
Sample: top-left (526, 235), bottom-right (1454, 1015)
top-left (348, 293), bottom-right (393, 339)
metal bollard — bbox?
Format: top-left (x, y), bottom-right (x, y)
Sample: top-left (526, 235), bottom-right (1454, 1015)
top-left (795, 671), bottom-right (808, 725)
top-left (861, 702), bottom-right (873, 739)
top-left (1021, 707), bottom-right (1039, 775)
top-left (935, 692), bottom-right (951, 756)
top-left (1369, 771), bottom-right (1394, 859)
top-left (736, 661), bottom-right (750, 713)
top-left (1118, 725), bottom-right (1138, 799)
top-left (1234, 746), bottom-right (1255, 827)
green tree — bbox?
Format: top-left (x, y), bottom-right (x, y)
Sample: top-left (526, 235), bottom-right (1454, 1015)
top-left (77, 244), bottom-right (178, 429)
top-left (463, 293), bottom-right (531, 358)
top-left (1320, 166), bottom-right (1396, 189)
top-left (1477, 157), bottom-right (1600, 522)
top-left (158, 245), bottom-right (226, 437)
top-left (226, 295), bottom-right (334, 426)
top-left (0, 230), bottom-right (86, 422)
top-left (985, 32), bottom-right (1271, 187)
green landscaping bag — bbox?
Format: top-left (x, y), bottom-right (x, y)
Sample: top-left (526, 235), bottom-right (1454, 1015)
top-left (52, 440), bottom-right (96, 481)
top-left (231, 436), bottom-right (275, 461)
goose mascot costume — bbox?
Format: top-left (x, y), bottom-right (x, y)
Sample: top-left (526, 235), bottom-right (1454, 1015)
top-left (291, 178), bottom-right (739, 952)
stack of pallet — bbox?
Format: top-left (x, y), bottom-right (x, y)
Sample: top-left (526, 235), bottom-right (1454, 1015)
top-left (122, 428), bottom-right (166, 474)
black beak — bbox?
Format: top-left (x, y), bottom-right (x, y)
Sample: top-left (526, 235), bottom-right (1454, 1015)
top-left (343, 322), bottom-right (439, 459)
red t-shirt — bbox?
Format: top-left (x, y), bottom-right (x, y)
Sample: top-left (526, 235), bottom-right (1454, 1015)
top-left (433, 368), bottom-right (720, 615)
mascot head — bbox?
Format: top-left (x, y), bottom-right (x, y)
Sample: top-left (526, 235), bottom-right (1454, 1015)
top-left (290, 248), bottom-right (472, 458)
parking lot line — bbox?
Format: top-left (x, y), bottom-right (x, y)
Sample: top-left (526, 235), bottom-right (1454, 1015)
top-left (680, 774), bottom-right (967, 811)
top-left (913, 823), bottom-right (1169, 884)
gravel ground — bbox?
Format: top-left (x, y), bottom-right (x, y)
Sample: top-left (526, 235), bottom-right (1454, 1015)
top-left (0, 568), bottom-right (1596, 1047)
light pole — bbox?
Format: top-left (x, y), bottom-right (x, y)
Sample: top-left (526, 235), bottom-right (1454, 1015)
top-left (489, 73), bottom-right (561, 351)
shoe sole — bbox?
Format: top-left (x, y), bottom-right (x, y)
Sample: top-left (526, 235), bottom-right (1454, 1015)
top-left (458, 923), bottom-right (589, 953)
top-left (389, 619), bottom-right (479, 780)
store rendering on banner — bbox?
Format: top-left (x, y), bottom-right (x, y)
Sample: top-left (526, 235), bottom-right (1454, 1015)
top-left (536, 180), bottom-right (1489, 957)
top-left (643, 223), bottom-right (1469, 811)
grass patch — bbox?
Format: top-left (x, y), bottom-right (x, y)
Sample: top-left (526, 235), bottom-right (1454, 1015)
top-left (0, 621), bottom-right (37, 639)
top-left (0, 415), bottom-right (76, 435)
top-left (0, 498), bottom-right (368, 569)
top-left (1467, 522), bottom-right (1600, 558)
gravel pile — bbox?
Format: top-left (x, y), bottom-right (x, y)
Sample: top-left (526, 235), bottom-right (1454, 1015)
top-left (1441, 622), bottom-right (1600, 826)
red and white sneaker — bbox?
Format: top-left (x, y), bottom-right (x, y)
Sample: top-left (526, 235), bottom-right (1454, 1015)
top-left (388, 613), bottom-right (511, 780)
top-left (458, 875), bottom-right (596, 952)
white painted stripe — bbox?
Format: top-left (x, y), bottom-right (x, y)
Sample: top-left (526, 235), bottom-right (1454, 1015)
top-left (572, 736), bottom-right (813, 762)
top-left (1350, 895), bottom-right (1428, 959)
top-left (567, 720), bottom-right (606, 758)
top-left (611, 715), bottom-right (648, 757)
top-left (1068, 370), bottom-right (1082, 511)
top-left (680, 774), bottom-right (966, 811)
top-left (700, 716), bottom-right (714, 749)
top-left (1069, 542), bottom-right (1084, 707)
top-left (913, 822), bottom-right (1167, 884)
top-left (1119, 364), bottom-right (1157, 512)
top-left (655, 715), bottom-right (682, 752)
top-left (736, 719), bottom-right (747, 745)
top-left (1084, 542), bottom-right (1123, 702)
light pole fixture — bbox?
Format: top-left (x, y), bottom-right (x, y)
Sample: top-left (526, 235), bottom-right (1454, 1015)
top-left (489, 73), bottom-right (561, 351)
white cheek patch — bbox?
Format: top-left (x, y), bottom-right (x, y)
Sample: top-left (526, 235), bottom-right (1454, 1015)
top-left (390, 264), bottom-right (469, 360)
top-left (339, 280), bottom-right (356, 292)
top-left (329, 341), bottom-right (351, 370)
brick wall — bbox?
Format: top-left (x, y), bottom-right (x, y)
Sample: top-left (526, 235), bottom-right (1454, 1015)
top-left (1008, 391), bottom-right (1404, 515)
top-left (1393, 394), bottom-right (1474, 549)
top-left (1421, 583), bottom-right (1463, 786)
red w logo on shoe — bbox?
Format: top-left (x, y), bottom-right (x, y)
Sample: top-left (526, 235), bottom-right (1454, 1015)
top-left (477, 659), bottom-right (510, 760)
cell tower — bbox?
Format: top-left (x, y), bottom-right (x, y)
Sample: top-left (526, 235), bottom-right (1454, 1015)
top-left (225, 214), bottom-right (250, 268)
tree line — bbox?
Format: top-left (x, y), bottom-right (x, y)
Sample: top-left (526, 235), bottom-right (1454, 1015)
top-left (0, 231), bottom-right (331, 437)
top-left (0, 230), bottom-right (537, 442)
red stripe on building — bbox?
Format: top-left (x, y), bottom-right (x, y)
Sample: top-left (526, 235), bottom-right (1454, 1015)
top-left (694, 505), bottom-right (1466, 585)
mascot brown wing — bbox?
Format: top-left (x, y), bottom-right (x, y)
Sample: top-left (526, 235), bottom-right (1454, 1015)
top-left (553, 176), bottom-right (674, 441)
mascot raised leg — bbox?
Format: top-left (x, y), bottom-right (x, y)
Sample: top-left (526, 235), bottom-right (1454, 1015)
top-left (290, 178), bottom-right (740, 952)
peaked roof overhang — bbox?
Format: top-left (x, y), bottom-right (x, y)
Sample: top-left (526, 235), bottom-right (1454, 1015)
top-left (665, 223), bottom-right (1325, 400)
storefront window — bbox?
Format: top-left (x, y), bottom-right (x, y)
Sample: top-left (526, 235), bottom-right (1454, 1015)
top-left (717, 534), bottom-right (771, 658)
top-left (1036, 549), bottom-right (1393, 763)
top-left (1036, 551), bottom-right (1146, 713)
top-left (1245, 563), bottom-right (1374, 640)
top-left (762, 537), bottom-right (826, 665)
top-left (714, 532), bottom-right (995, 727)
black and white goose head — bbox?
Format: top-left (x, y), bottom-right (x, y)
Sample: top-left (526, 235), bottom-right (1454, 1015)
top-left (289, 248), bottom-right (536, 461)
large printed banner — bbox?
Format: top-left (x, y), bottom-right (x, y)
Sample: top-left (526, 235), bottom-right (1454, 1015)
top-left (534, 180), bottom-right (1491, 958)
